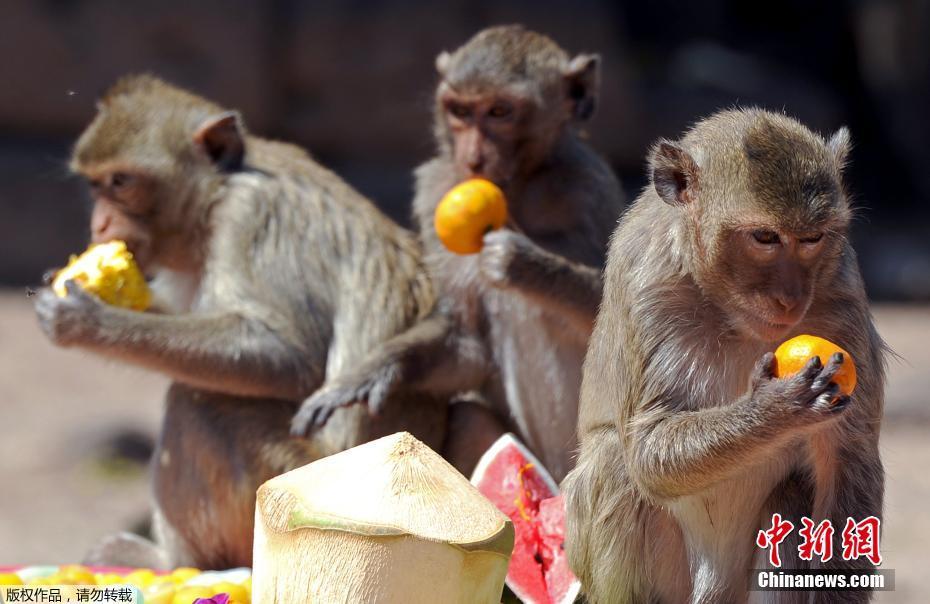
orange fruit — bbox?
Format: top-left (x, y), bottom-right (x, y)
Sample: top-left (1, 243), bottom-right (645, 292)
top-left (774, 335), bottom-right (856, 395)
top-left (434, 178), bottom-right (508, 254)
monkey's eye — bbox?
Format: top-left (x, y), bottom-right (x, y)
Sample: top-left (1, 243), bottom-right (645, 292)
top-left (109, 172), bottom-right (133, 189)
top-left (488, 103), bottom-right (513, 119)
top-left (448, 104), bottom-right (472, 119)
top-left (751, 230), bottom-right (780, 245)
top-left (799, 233), bottom-right (824, 244)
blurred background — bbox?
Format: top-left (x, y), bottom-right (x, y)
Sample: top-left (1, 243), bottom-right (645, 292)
top-left (0, 1), bottom-right (927, 601)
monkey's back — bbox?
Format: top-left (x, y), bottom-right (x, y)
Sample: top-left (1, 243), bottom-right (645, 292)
top-left (155, 135), bottom-right (441, 568)
top-left (209, 136), bottom-right (435, 377)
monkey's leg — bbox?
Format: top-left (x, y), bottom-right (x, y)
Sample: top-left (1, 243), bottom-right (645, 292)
top-left (563, 428), bottom-right (687, 604)
top-left (441, 395), bottom-right (507, 475)
top-left (750, 472), bottom-right (813, 604)
top-left (155, 384), bottom-right (318, 568)
top-left (809, 439), bottom-right (884, 604)
top-left (82, 532), bottom-right (170, 570)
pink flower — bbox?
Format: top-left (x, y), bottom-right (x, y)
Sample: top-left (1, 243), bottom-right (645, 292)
top-left (193, 594), bottom-right (230, 604)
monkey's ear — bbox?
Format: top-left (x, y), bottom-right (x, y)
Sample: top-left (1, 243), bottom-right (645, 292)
top-left (651, 140), bottom-right (700, 206)
top-left (827, 126), bottom-right (851, 170)
top-left (563, 54), bottom-right (600, 121)
top-left (435, 51), bottom-right (451, 76)
top-left (194, 111), bottom-right (244, 171)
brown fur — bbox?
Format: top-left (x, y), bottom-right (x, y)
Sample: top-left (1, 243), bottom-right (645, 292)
top-left (563, 108), bottom-right (884, 603)
top-left (35, 75), bottom-right (446, 568)
top-left (295, 26), bottom-right (625, 481)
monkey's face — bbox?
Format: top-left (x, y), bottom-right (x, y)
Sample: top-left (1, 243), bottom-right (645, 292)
top-left (439, 88), bottom-right (531, 186)
top-left (70, 78), bottom-right (245, 276)
top-left (79, 167), bottom-right (160, 272)
top-left (715, 224), bottom-right (836, 342)
top-left (74, 160), bottom-right (205, 276)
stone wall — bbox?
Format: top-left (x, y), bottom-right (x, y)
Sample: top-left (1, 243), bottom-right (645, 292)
top-left (1, 0), bottom-right (927, 297)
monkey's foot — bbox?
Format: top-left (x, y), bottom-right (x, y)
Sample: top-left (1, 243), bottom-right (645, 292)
top-left (291, 364), bottom-right (401, 435)
top-left (82, 532), bottom-right (169, 570)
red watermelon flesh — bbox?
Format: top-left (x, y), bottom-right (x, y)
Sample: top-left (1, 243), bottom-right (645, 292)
top-left (537, 495), bottom-right (578, 602)
top-left (471, 434), bottom-right (581, 604)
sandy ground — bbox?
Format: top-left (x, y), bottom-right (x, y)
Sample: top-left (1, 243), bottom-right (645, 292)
top-left (0, 290), bottom-right (927, 601)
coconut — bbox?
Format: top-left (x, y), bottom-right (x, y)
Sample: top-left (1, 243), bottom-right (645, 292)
top-left (252, 432), bottom-right (513, 603)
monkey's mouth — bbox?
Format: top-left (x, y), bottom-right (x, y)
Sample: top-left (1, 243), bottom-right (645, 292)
top-left (120, 242), bottom-right (153, 275)
top-left (734, 309), bottom-right (796, 342)
top-left (464, 168), bottom-right (510, 189)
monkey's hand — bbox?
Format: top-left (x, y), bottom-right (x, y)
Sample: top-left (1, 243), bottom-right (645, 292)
top-left (749, 351), bottom-right (851, 422)
top-left (290, 362), bottom-right (402, 436)
top-left (34, 280), bottom-right (104, 347)
top-left (479, 229), bottom-right (540, 288)
top-left (41, 267), bottom-right (62, 285)
top-left (478, 229), bottom-right (601, 329)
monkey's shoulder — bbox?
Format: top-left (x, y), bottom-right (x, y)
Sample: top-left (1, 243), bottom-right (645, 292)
top-left (605, 195), bottom-right (683, 283)
top-left (234, 137), bottom-right (419, 253)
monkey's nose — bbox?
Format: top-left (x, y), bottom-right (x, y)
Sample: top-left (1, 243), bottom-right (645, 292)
top-left (776, 295), bottom-right (799, 313)
top-left (467, 156), bottom-right (485, 174)
top-left (92, 216), bottom-right (112, 240)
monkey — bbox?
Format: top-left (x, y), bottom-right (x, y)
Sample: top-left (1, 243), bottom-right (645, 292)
top-left (33, 75), bottom-right (447, 569)
top-left (290, 25), bottom-right (626, 481)
top-left (561, 108), bottom-right (885, 603)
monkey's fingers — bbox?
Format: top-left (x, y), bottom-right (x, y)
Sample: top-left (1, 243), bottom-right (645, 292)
top-left (291, 386), bottom-right (364, 435)
top-left (811, 352), bottom-right (844, 392)
top-left (750, 352), bottom-right (776, 386)
top-left (830, 394), bottom-right (852, 412)
top-left (290, 403), bottom-right (329, 437)
top-left (34, 289), bottom-right (57, 331)
top-left (64, 279), bottom-right (93, 300)
top-left (780, 355), bottom-right (827, 404)
top-left (366, 366), bottom-right (401, 416)
top-left (794, 355), bottom-right (823, 384)
top-left (42, 268), bottom-right (61, 285)
top-left (808, 383), bottom-right (843, 414)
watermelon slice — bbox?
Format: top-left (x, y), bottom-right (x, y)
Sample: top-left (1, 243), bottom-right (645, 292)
top-left (471, 433), bottom-right (581, 604)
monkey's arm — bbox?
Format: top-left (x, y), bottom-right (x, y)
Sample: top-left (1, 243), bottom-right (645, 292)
top-left (35, 282), bottom-right (319, 400)
top-left (625, 353), bottom-right (850, 500)
top-left (291, 311), bottom-right (488, 434)
top-left (479, 230), bottom-right (601, 331)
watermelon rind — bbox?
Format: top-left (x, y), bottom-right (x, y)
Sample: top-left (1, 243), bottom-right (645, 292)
top-left (470, 433), bottom-right (559, 495)
top-left (472, 433), bottom-right (569, 604)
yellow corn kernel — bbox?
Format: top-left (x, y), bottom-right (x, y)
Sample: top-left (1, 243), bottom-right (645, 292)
top-left (53, 240), bottom-right (150, 311)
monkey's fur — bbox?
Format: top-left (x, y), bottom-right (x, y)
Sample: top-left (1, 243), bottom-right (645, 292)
top-left (563, 109), bottom-right (885, 604)
top-left (35, 75), bottom-right (446, 568)
top-left (294, 25), bottom-right (625, 481)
